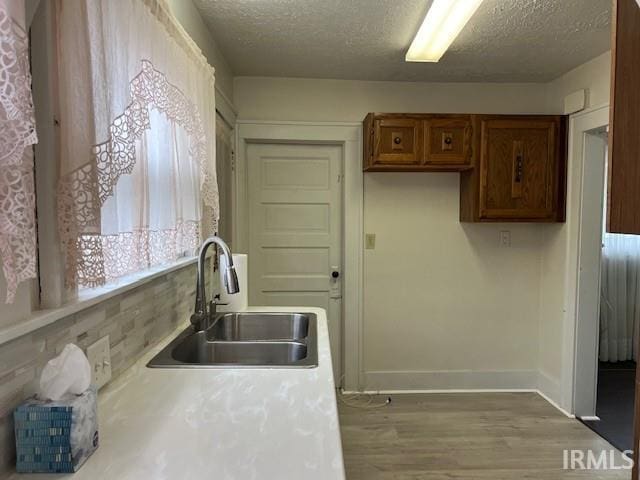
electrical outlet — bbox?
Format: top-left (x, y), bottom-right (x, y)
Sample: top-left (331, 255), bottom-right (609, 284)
top-left (499, 230), bottom-right (511, 248)
top-left (86, 336), bottom-right (112, 389)
top-left (365, 233), bottom-right (376, 250)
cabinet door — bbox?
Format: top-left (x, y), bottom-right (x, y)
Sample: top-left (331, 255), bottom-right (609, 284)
top-left (479, 118), bottom-right (559, 220)
top-left (424, 117), bottom-right (471, 166)
top-left (372, 118), bottom-right (422, 168)
top-left (608, 0), bottom-right (640, 234)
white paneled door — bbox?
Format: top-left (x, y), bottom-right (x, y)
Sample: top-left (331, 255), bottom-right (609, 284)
top-left (247, 143), bottom-right (343, 383)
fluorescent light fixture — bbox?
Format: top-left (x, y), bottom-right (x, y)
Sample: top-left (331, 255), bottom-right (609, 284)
top-left (406, 0), bottom-right (484, 63)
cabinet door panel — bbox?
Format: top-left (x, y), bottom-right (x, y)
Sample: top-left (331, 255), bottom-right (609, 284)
top-left (424, 118), bottom-right (471, 166)
top-left (373, 118), bottom-right (422, 167)
top-left (479, 119), bottom-right (556, 219)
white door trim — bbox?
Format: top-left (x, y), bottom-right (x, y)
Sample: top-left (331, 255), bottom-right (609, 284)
top-left (235, 121), bottom-right (364, 391)
top-left (573, 128), bottom-right (607, 417)
top-left (561, 103), bottom-right (609, 414)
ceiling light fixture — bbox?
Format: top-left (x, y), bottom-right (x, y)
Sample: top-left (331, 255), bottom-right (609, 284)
top-left (406, 0), bottom-right (484, 63)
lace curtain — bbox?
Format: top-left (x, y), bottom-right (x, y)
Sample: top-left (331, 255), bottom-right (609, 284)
top-left (0, 0), bottom-right (38, 303)
top-left (600, 233), bottom-right (640, 362)
top-left (56, 0), bottom-right (218, 290)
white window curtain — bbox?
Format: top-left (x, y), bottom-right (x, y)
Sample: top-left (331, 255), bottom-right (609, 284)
top-left (600, 233), bottom-right (640, 362)
top-left (0, 0), bottom-right (38, 303)
top-left (56, 0), bottom-right (218, 291)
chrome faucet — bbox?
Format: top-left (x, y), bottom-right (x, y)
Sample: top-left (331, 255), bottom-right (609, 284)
top-left (191, 236), bottom-right (239, 331)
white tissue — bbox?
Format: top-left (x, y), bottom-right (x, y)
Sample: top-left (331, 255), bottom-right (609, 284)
top-left (39, 344), bottom-right (92, 401)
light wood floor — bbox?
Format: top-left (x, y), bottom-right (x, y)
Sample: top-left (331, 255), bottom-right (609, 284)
top-left (338, 392), bottom-right (631, 480)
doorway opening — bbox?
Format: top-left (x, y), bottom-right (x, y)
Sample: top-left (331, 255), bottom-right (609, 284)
top-left (577, 128), bottom-right (640, 451)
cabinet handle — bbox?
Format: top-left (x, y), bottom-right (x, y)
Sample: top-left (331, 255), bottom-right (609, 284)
top-left (515, 154), bottom-right (523, 182)
top-left (512, 141), bottom-right (524, 198)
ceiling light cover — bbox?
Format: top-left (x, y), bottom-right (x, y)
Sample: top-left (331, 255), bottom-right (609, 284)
top-left (406, 0), bottom-right (484, 63)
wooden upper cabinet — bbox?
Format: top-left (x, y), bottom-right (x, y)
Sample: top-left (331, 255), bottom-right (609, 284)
top-left (607, 0), bottom-right (640, 234)
top-left (460, 115), bottom-right (567, 222)
top-left (363, 113), bottom-right (472, 171)
top-left (364, 112), bottom-right (568, 223)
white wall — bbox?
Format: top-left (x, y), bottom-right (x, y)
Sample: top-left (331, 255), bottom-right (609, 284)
top-left (234, 77), bottom-right (552, 122)
top-left (538, 52), bottom-right (612, 409)
top-left (547, 51), bottom-right (611, 111)
top-left (363, 174), bottom-right (544, 390)
top-left (167, 0), bottom-right (235, 108)
top-left (235, 57), bottom-right (613, 395)
top-left (234, 76), bottom-right (560, 390)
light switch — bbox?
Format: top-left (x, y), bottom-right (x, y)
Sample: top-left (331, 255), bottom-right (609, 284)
top-left (499, 230), bottom-right (511, 247)
top-left (87, 336), bottom-right (112, 389)
top-left (365, 233), bottom-right (376, 250)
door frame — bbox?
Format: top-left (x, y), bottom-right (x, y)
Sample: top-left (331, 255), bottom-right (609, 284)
top-left (564, 104), bottom-right (610, 416)
top-left (235, 121), bottom-right (364, 391)
top-left (573, 125), bottom-right (608, 417)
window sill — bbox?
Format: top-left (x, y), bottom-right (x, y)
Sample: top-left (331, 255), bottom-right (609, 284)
top-left (0, 256), bottom-right (199, 346)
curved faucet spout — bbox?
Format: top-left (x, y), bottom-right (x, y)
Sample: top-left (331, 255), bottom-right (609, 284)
top-left (192, 236), bottom-right (239, 331)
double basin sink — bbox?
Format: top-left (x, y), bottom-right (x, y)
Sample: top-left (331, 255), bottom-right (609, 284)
top-left (148, 312), bottom-right (318, 368)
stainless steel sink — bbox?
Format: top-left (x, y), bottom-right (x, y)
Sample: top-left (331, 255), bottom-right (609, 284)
top-left (208, 312), bottom-right (309, 341)
top-left (173, 333), bottom-right (308, 365)
top-left (147, 312), bottom-right (318, 368)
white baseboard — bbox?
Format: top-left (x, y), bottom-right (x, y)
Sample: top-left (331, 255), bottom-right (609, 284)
top-left (536, 370), bottom-right (572, 416)
top-left (341, 387), bottom-right (576, 418)
top-left (536, 389), bottom-right (575, 418)
top-left (537, 370), bottom-right (561, 400)
top-left (352, 388), bottom-right (537, 394)
top-left (362, 369), bottom-right (538, 391)
top-left (344, 369), bottom-right (575, 419)
top-left (580, 416), bottom-right (600, 421)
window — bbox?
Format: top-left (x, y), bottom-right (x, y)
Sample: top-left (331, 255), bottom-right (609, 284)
top-left (54, 0), bottom-right (219, 295)
top-left (1, 0), bottom-right (220, 322)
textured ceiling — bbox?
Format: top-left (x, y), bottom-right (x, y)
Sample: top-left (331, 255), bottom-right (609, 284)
top-left (193, 0), bottom-right (611, 83)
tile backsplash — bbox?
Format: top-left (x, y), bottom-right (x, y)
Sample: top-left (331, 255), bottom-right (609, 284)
top-left (0, 262), bottom-right (201, 474)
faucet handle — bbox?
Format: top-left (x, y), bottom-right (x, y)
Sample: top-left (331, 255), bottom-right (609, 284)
top-left (213, 294), bottom-right (228, 305)
top-left (209, 296), bottom-right (228, 317)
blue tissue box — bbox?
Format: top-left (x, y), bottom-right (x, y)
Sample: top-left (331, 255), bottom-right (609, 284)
top-left (14, 387), bottom-right (99, 473)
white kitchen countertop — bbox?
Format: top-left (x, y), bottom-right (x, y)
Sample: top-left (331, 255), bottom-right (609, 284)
top-left (11, 307), bottom-right (345, 480)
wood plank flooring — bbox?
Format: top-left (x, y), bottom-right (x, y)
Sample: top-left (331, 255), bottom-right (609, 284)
top-left (338, 392), bottom-right (631, 479)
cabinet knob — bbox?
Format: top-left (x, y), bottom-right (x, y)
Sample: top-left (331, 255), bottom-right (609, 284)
top-left (331, 271), bottom-right (340, 279)
top-left (393, 136), bottom-right (402, 145)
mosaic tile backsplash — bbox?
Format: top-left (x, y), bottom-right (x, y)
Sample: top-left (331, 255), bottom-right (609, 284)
top-left (0, 262), bottom-right (201, 474)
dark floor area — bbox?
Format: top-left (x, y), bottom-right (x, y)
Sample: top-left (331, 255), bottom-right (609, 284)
top-left (583, 361), bottom-right (636, 452)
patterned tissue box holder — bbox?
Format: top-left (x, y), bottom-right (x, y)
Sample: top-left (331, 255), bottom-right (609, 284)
top-left (13, 387), bottom-right (99, 473)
